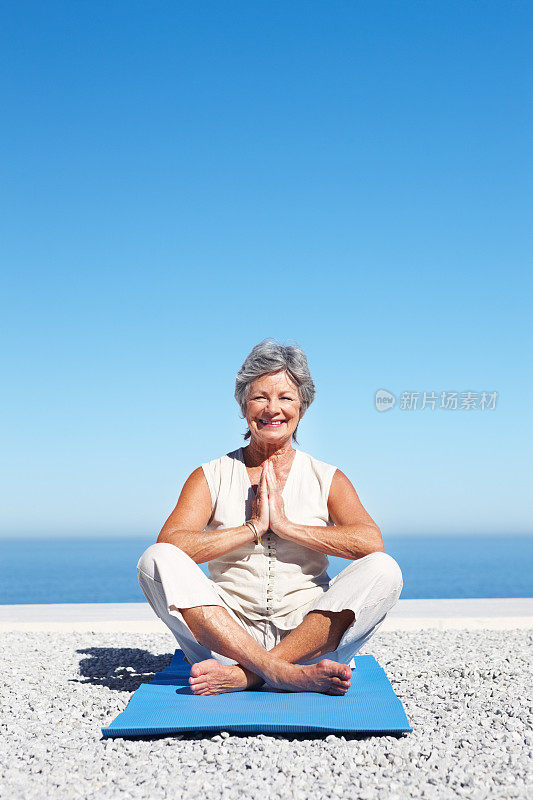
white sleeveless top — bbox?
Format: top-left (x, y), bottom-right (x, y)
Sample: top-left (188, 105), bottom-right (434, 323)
top-left (200, 447), bottom-right (338, 630)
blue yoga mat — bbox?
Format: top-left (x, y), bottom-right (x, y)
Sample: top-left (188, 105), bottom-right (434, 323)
top-left (102, 650), bottom-right (411, 737)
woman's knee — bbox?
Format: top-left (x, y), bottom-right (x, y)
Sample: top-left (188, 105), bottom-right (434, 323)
top-left (364, 551), bottom-right (403, 594)
top-left (136, 542), bottom-right (190, 581)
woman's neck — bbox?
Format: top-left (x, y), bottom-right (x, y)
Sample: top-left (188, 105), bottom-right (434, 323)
top-left (243, 439), bottom-right (295, 469)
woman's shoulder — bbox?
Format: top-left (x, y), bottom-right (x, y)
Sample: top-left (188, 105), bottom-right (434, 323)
top-left (201, 447), bottom-right (242, 468)
top-left (298, 449), bottom-right (338, 472)
top-left (297, 450), bottom-right (338, 489)
top-left (295, 451), bottom-right (338, 505)
top-left (199, 448), bottom-right (243, 508)
top-left (200, 449), bottom-right (244, 488)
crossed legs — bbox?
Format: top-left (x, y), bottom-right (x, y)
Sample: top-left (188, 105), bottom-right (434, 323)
top-left (179, 604), bottom-right (355, 695)
top-left (137, 543), bottom-right (403, 696)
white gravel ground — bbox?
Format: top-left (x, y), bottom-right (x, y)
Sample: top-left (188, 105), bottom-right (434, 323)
top-left (0, 630), bottom-right (531, 799)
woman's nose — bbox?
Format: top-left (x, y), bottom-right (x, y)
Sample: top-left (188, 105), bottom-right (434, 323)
top-left (265, 400), bottom-right (281, 413)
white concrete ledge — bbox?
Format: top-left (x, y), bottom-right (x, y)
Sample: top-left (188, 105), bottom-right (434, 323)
top-left (382, 598), bottom-right (533, 630)
top-left (0, 599), bottom-right (532, 632)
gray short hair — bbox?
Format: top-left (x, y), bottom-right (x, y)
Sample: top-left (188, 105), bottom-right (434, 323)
top-left (234, 338), bottom-right (316, 443)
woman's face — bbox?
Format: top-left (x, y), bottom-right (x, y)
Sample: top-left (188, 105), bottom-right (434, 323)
top-left (246, 371), bottom-right (302, 445)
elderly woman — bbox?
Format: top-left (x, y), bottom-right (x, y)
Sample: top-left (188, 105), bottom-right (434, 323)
top-left (137, 339), bottom-right (403, 696)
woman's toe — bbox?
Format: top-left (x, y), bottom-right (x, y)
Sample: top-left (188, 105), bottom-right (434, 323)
top-left (331, 675), bottom-right (350, 686)
top-left (338, 666), bottom-right (351, 679)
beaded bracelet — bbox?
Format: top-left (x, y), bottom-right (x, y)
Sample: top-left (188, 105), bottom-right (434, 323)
top-left (245, 519), bottom-right (262, 545)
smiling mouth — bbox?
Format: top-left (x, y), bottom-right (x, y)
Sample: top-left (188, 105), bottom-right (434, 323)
top-left (258, 420), bottom-right (285, 426)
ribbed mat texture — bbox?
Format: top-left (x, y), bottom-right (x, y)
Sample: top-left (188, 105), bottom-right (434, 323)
top-left (101, 650), bottom-right (411, 737)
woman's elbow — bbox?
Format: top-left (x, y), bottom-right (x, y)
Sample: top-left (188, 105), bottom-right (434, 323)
top-left (157, 528), bottom-right (183, 546)
top-left (156, 529), bottom-right (170, 545)
top-left (369, 526), bottom-right (385, 553)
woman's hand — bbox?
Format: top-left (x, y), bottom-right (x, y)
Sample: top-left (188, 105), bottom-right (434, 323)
top-left (265, 461), bottom-right (291, 537)
top-left (250, 463), bottom-right (270, 536)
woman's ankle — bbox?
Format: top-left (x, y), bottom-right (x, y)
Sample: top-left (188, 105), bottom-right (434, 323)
top-left (237, 664), bottom-right (264, 689)
top-left (262, 656), bottom-right (299, 688)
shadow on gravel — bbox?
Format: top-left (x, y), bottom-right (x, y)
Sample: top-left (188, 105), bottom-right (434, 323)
top-left (105, 731), bottom-right (406, 743)
top-left (74, 647), bottom-right (173, 691)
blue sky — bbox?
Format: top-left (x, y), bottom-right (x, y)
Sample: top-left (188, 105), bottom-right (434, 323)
top-left (1, 1), bottom-right (531, 538)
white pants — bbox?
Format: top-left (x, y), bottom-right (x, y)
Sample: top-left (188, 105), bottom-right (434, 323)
top-left (137, 543), bottom-right (403, 668)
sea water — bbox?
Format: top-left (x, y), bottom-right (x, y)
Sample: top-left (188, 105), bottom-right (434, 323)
top-left (0, 534), bottom-right (531, 604)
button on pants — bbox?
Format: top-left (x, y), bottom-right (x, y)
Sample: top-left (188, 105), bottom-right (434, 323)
top-left (137, 543), bottom-right (403, 668)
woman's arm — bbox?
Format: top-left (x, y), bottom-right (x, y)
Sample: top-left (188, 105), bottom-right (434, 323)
top-left (271, 468), bottom-right (384, 560)
top-left (157, 467), bottom-right (256, 563)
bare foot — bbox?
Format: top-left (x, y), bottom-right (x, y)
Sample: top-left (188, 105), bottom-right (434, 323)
top-left (188, 659), bottom-right (263, 695)
top-left (265, 659), bottom-right (352, 695)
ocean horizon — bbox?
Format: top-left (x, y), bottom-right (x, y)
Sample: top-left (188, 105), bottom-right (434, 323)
top-left (1, 534), bottom-right (531, 605)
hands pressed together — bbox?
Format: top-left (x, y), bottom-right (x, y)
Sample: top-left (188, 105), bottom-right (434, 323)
top-left (249, 460), bottom-right (292, 541)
